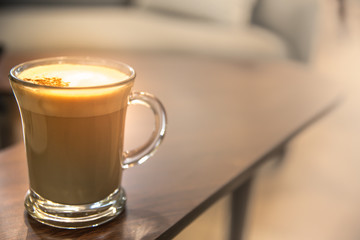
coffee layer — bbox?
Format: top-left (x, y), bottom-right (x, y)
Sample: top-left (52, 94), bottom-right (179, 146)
top-left (22, 109), bottom-right (125, 204)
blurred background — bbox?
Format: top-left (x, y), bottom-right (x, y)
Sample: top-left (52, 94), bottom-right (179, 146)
top-left (1, 0), bottom-right (360, 239)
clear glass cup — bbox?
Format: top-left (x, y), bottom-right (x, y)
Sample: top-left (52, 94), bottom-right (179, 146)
top-left (9, 57), bottom-right (167, 229)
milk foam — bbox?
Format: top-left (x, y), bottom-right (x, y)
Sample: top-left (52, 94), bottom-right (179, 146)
top-left (11, 63), bottom-right (134, 117)
top-left (18, 64), bottom-right (129, 87)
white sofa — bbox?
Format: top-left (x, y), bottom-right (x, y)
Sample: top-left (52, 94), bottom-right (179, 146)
top-left (0, 0), bottom-right (318, 62)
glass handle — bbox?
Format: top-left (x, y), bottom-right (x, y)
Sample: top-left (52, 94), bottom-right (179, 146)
top-left (122, 92), bottom-right (167, 169)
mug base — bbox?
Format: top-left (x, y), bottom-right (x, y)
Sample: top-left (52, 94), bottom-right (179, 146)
top-left (24, 188), bottom-right (126, 229)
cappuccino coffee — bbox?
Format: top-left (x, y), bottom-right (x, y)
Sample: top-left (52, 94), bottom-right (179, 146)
top-left (12, 63), bottom-right (133, 204)
top-left (10, 57), bottom-right (166, 229)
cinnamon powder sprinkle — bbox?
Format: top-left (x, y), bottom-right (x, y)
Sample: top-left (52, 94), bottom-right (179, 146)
top-left (23, 77), bottom-right (69, 87)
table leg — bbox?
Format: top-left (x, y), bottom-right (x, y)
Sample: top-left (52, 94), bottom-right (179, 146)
top-left (229, 177), bottom-right (253, 240)
top-left (229, 146), bottom-right (288, 240)
top-left (338, 0), bottom-right (346, 23)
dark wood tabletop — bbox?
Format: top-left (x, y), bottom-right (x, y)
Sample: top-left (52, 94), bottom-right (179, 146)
top-left (0, 51), bottom-right (340, 239)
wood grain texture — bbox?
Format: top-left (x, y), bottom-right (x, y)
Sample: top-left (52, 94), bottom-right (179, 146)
top-left (0, 51), bottom-right (340, 239)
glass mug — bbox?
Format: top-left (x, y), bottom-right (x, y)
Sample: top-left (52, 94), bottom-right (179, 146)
top-left (9, 57), bottom-right (167, 229)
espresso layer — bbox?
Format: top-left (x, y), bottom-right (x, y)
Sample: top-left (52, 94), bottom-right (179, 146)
top-left (22, 108), bottom-right (125, 204)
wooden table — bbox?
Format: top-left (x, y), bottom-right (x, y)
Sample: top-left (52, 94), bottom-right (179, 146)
top-left (0, 51), bottom-right (340, 239)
